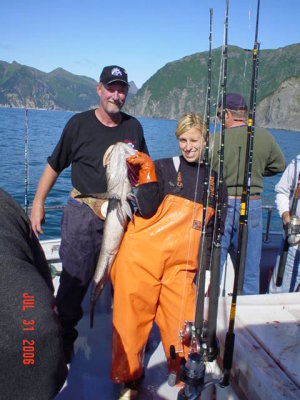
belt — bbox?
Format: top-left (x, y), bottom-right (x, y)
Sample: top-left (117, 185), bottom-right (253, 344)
top-left (70, 188), bottom-right (108, 220)
top-left (228, 194), bottom-right (261, 200)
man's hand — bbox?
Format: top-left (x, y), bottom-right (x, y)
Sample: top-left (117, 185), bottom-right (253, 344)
top-left (126, 151), bottom-right (157, 185)
top-left (282, 210), bottom-right (290, 234)
top-left (29, 163), bottom-right (59, 237)
top-left (30, 202), bottom-right (45, 237)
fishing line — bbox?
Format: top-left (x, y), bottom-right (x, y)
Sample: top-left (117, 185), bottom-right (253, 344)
top-left (207, 0), bottom-right (229, 291)
top-left (194, 7), bottom-right (214, 341)
top-left (171, 4), bottom-right (231, 395)
top-left (209, 0), bottom-right (229, 195)
top-left (242, 2), bottom-right (256, 104)
top-left (175, 156), bottom-right (205, 352)
top-left (175, 7), bottom-right (215, 355)
top-left (236, 2), bottom-right (261, 294)
top-left (24, 108), bottom-right (29, 215)
top-left (203, 0), bottom-right (229, 362)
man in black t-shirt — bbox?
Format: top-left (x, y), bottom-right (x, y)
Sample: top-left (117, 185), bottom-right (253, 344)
top-left (30, 65), bottom-right (148, 363)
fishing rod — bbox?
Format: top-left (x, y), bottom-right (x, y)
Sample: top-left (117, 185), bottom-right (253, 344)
top-left (24, 108), bottom-right (29, 215)
top-left (221, 0), bottom-right (261, 387)
top-left (193, 6), bottom-right (214, 345)
top-left (276, 170), bottom-right (300, 286)
top-left (193, 3), bottom-right (225, 362)
top-left (172, 5), bottom-right (230, 399)
top-left (236, 0), bottom-right (261, 294)
top-left (204, 0), bottom-right (229, 361)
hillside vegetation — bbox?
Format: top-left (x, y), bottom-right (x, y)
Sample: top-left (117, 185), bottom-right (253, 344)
top-left (124, 44), bottom-right (300, 131)
top-left (1, 43), bottom-right (300, 130)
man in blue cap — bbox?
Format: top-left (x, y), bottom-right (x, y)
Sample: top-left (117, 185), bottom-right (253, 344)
top-left (30, 65), bottom-right (149, 363)
top-left (212, 92), bottom-right (285, 295)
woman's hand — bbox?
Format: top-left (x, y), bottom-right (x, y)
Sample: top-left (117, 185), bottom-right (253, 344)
top-left (126, 152), bottom-right (157, 185)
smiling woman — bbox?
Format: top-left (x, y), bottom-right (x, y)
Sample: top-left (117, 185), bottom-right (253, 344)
top-left (110, 112), bottom-right (227, 397)
top-left (176, 112), bottom-right (206, 163)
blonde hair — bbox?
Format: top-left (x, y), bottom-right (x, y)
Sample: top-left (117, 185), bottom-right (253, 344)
top-left (175, 112), bottom-right (206, 138)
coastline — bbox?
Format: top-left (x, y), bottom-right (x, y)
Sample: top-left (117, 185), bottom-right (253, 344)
top-left (1, 105), bottom-right (300, 132)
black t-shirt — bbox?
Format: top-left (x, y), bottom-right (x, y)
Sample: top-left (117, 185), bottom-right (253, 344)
top-left (48, 110), bottom-right (148, 193)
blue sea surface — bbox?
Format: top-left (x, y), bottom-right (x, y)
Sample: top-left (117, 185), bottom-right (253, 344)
top-left (0, 107), bottom-right (299, 239)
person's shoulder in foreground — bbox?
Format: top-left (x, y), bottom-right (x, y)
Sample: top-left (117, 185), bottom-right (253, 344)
top-left (0, 188), bottom-right (67, 399)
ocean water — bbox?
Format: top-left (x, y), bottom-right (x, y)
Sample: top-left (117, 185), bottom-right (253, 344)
top-left (0, 107), bottom-right (299, 239)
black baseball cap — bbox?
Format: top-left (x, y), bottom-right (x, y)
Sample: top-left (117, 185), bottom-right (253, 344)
top-left (218, 93), bottom-right (247, 111)
top-left (99, 65), bottom-right (129, 86)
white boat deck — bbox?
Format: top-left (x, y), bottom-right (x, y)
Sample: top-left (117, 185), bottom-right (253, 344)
top-left (55, 308), bottom-right (183, 399)
top-left (215, 293), bottom-right (300, 400)
top-left (42, 239), bottom-right (300, 400)
top-left (54, 283), bottom-right (237, 400)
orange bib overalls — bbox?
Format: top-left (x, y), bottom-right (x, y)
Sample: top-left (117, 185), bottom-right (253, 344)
top-left (111, 194), bottom-right (214, 383)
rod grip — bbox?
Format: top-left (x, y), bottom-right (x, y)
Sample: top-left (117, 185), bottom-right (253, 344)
top-left (276, 238), bottom-right (289, 286)
top-left (223, 332), bottom-right (235, 371)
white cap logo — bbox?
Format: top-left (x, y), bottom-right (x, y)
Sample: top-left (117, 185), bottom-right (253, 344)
top-left (111, 67), bottom-right (122, 76)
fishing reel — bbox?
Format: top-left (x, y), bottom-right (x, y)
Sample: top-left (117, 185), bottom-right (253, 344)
top-left (180, 320), bottom-right (219, 362)
top-left (175, 349), bottom-right (219, 400)
top-left (168, 321), bottom-right (202, 388)
top-left (177, 352), bottom-right (206, 400)
top-left (180, 321), bottom-right (201, 353)
top-left (287, 215), bottom-right (300, 245)
top-left (168, 321), bottom-right (220, 399)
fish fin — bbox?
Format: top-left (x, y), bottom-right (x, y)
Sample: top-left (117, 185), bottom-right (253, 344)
top-left (122, 201), bottom-right (133, 220)
top-left (90, 269), bottom-right (110, 318)
top-left (75, 192), bottom-right (110, 200)
top-left (103, 145), bottom-right (115, 167)
top-left (107, 196), bottom-right (121, 214)
top-left (127, 193), bottom-right (137, 203)
top-left (115, 202), bottom-right (128, 225)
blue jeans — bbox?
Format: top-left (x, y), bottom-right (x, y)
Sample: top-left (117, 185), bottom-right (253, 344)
top-left (56, 197), bottom-right (104, 346)
top-left (220, 198), bottom-right (262, 295)
top-left (268, 240), bottom-right (300, 293)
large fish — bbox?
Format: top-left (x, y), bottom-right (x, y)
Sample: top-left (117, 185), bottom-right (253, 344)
top-left (78, 142), bottom-right (137, 327)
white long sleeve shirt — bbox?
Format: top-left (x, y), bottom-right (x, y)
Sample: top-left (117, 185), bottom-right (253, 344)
top-left (275, 154), bottom-right (300, 218)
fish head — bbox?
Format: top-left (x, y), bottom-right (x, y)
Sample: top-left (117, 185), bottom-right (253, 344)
top-left (103, 142), bottom-right (137, 191)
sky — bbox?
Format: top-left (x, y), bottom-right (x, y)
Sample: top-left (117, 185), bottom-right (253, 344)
top-left (1, 0), bottom-right (299, 88)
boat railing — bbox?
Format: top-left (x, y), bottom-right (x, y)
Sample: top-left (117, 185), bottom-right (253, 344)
top-left (26, 205), bottom-right (65, 212)
top-left (25, 203), bottom-right (278, 244)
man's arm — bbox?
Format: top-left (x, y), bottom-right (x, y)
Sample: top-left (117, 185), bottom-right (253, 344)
top-left (263, 134), bottom-right (285, 176)
top-left (30, 163), bottom-right (59, 236)
top-left (275, 159), bottom-right (296, 234)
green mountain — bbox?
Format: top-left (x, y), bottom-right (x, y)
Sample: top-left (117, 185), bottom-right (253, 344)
top-left (0, 61), bottom-right (136, 111)
top-left (124, 43), bottom-right (300, 130)
top-left (1, 44), bottom-right (300, 130)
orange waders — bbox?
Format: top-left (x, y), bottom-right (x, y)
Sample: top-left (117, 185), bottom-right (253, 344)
top-left (110, 194), bottom-right (214, 383)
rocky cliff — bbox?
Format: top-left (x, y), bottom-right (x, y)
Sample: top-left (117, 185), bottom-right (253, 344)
top-left (256, 76), bottom-right (300, 131)
top-left (124, 44), bottom-right (300, 131)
